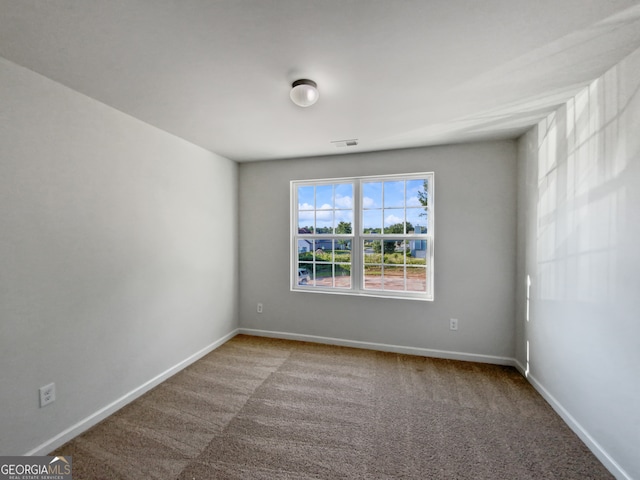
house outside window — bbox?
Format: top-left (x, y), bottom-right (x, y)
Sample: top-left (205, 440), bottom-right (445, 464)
top-left (291, 172), bottom-right (434, 301)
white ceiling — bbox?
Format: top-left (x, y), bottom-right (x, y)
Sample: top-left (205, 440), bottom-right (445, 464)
top-left (2, 1), bottom-right (640, 162)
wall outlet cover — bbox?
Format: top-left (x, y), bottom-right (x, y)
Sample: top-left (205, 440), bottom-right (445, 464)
top-left (39, 383), bottom-right (56, 407)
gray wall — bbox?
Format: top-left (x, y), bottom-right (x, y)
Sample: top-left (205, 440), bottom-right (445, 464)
top-left (239, 141), bottom-right (517, 360)
top-left (0, 57), bottom-right (238, 455)
top-left (515, 47), bottom-right (640, 479)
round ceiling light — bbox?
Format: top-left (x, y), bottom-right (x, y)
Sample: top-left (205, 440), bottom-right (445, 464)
top-left (290, 79), bottom-right (319, 107)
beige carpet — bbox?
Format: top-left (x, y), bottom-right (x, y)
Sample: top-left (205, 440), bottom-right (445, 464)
top-left (52, 334), bottom-right (613, 479)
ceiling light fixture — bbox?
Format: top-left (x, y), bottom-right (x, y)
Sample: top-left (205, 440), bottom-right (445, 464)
top-left (290, 79), bottom-right (319, 107)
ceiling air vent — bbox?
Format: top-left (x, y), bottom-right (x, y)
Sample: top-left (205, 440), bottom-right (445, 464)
top-left (331, 139), bottom-right (358, 148)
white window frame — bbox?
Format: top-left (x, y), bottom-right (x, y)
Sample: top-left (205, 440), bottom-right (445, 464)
top-left (291, 172), bottom-right (434, 301)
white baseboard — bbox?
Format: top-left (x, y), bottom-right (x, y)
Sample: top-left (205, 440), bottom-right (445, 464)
top-left (24, 328), bottom-right (239, 456)
top-left (524, 372), bottom-right (631, 480)
top-left (513, 358), bottom-right (527, 377)
top-left (238, 328), bottom-right (517, 366)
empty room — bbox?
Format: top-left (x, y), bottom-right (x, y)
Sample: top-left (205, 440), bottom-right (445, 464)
top-left (1, 1), bottom-right (639, 479)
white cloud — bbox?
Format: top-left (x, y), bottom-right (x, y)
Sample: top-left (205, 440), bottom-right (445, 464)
top-left (298, 210), bottom-right (314, 221)
top-left (335, 194), bottom-right (352, 208)
top-left (407, 196), bottom-right (421, 207)
top-left (335, 210), bottom-right (353, 222)
top-left (362, 196), bottom-right (376, 208)
top-left (385, 214), bottom-right (403, 224)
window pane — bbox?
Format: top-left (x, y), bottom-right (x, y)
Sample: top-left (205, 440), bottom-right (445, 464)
top-left (298, 264), bottom-right (313, 286)
top-left (298, 186), bottom-right (314, 210)
top-left (364, 265), bottom-right (382, 290)
top-left (383, 209), bottom-right (405, 232)
top-left (335, 183), bottom-right (353, 208)
top-left (406, 208), bottom-right (426, 233)
top-left (335, 240), bottom-right (351, 263)
top-left (315, 210), bottom-right (334, 233)
top-left (363, 182), bottom-right (381, 209)
top-left (363, 209), bottom-right (382, 233)
top-left (383, 181), bottom-right (404, 208)
top-left (316, 184), bottom-right (333, 209)
top-left (383, 240), bottom-right (401, 262)
top-left (364, 241), bottom-right (381, 263)
top-left (315, 263), bottom-right (332, 286)
top-left (407, 267), bottom-right (427, 292)
top-left (298, 204), bottom-right (315, 233)
top-left (298, 239), bottom-right (314, 261)
top-left (408, 238), bottom-right (427, 264)
top-left (382, 266), bottom-right (405, 291)
top-left (406, 179), bottom-right (426, 206)
top-left (335, 211), bottom-right (353, 233)
top-left (315, 240), bottom-right (333, 261)
top-left (335, 264), bottom-right (351, 288)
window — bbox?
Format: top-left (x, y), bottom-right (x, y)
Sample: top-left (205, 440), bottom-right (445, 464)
top-left (291, 172), bottom-right (434, 300)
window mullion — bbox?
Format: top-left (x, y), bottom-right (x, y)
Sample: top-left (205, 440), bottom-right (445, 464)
top-left (352, 180), bottom-right (362, 292)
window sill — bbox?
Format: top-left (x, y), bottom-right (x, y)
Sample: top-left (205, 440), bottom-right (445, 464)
top-left (291, 286), bottom-right (433, 302)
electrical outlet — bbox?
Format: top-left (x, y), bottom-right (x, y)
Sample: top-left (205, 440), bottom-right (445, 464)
top-left (257, 303), bottom-right (263, 314)
top-left (450, 318), bottom-right (459, 331)
top-left (39, 383), bottom-right (55, 407)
